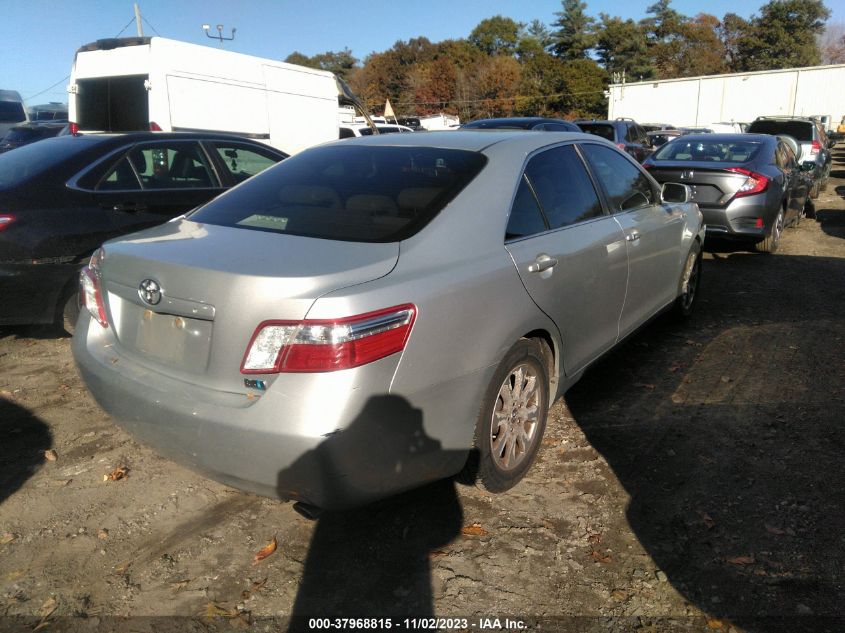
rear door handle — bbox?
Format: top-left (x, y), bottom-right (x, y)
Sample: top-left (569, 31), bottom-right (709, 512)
top-left (527, 254), bottom-right (558, 273)
top-left (626, 230), bottom-right (641, 242)
top-left (108, 203), bottom-right (147, 213)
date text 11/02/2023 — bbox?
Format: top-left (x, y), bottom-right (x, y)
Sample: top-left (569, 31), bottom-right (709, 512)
top-left (307, 618), bottom-right (528, 630)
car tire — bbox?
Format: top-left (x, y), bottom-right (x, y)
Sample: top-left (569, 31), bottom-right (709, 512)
top-left (60, 290), bottom-right (81, 336)
top-left (468, 339), bottom-right (549, 493)
top-left (756, 209), bottom-right (784, 254)
top-left (804, 198), bottom-right (816, 219)
top-left (671, 240), bottom-right (702, 319)
top-left (810, 179), bottom-right (820, 200)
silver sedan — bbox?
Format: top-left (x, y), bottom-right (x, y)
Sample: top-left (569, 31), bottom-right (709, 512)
top-left (73, 131), bottom-right (704, 511)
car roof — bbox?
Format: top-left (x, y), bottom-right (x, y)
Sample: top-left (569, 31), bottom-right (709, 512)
top-left (334, 129), bottom-right (605, 154)
top-left (463, 117), bottom-right (572, 125)
top-left (672, 133), bottom-right (772, 143)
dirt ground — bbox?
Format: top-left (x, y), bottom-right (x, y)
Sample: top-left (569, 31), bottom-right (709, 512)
top-left (2, 148), bottom-right (844, 633)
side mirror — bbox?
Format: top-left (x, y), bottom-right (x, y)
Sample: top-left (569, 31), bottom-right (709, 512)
top-left (661, 182), bottom-right (691, 203)
top-left (801, 161), bottom-right (816, 172)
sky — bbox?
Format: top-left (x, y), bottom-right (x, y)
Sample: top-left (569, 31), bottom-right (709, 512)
top-left (3, 0), bottom-right (843, 106)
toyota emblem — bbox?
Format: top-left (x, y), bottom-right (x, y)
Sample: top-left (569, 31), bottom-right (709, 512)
top-left (138, 279), bottom-right (162, 305)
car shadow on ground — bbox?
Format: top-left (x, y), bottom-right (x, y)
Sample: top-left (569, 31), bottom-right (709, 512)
top-left (278, 395), bottom-right (465, 626)
top-left (0, 398), bottom-right (53, 505)
top-left (566, 253), bottom-right (845, 633)
top-left (0, 324), bottom-right (68, 341)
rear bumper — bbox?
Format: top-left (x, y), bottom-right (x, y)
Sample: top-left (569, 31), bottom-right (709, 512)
top-left (0, 262), bottom-right (77, 325)
top-left (72, 314), bottom-right (470, 510)
top-left (700, 195), bottom-right (777, 242)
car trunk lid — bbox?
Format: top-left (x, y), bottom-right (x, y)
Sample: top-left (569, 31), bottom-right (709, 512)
top-left (646, 162), bottom-right (758, 207)
top-left (97, 218), bottom-right (399, 390)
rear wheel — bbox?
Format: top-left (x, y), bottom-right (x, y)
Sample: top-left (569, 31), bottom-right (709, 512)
top-left (469, 339), bottom-right (549, 492)
top-left (671, 241), bottom-right (701, 319)
top-left (756, 209), bottom-right (784, 254)
top-left (60, 290), bottom-right (80, 336)
top-left (804, 197), bottom-right (816, 219)
top-left (809, 179), bottom-right (821, 200)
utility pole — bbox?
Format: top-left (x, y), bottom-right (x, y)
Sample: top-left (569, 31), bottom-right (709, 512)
top-left (134, 3), bottom-right (144, 37)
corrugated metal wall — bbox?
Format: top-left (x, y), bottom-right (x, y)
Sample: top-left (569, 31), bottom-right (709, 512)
top-left (608, 64), bottom-right (845, 127)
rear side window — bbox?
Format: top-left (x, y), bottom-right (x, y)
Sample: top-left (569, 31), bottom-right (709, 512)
top-left (189, 145), bottom-right (487, 242)
top-left (524, 145), bottom-right (603, 229)
top-left (506, 176), bottom-right (547, 239)
top-left (581, 143), bottom-right (655, 211)
top-left (127, 143), bottom-right (217, 189)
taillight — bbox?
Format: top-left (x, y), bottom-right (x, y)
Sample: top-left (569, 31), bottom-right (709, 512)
top-left (726, 167), bottom-right (769, 198)
top-left (0, 214), bottom-right (15, 231)
top-left (616, 143), bottom-right (626, 150)
top-left (69, 122), bottom-right (79, 135)
top-left (811, 140), bottom-right (821, 156)
top-left (149, 121), bottom-right (162, 131)
top-left (241, 304), bottom-right (416, 374)
top-left (80, 249), bottom-right (108, 328)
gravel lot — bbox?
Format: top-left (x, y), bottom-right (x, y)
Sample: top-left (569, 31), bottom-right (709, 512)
top-left (2, 147), bottom-right (844, 633)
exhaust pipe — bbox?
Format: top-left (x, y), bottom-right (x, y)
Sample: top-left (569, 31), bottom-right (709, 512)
top-left (292, 501), bottom-right (323, 521)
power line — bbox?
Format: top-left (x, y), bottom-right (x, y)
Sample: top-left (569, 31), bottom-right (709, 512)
top-left (142, 16), bottom-right (161, 36)
top-left (113, 16), bottom-right (137, 38)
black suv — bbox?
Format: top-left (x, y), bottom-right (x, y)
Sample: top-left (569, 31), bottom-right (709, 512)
top-left (576, 118), bottom-right (652, 162)
top-left (747, 116), bottom-right (832, 198)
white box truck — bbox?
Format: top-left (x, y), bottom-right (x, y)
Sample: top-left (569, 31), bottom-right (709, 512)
top-left (68, 37), bottom-right (364, 155)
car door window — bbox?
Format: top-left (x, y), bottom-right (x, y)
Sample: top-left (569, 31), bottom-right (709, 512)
top-left (523, 145), bottom-right (604, 229)
top-left (211, 142), bottom-right (281, 183)
top-left (127, 142), bottom-right (216, 190)
top-left (506, 175), bottom-right (548, 240)
top-left (97, 157), bottom-right (142, 191)
top-left (581, 143), bottom-right (655, 212)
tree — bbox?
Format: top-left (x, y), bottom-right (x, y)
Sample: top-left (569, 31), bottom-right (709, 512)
top-left (594, 14), bottom-right (654, 80)
top-left (468, 16), bottom-right (522, 56)
top-left (550, 0), bottom-right (596, 60)
top-left (818, 22), bottom-right (845, 64)
top-left (405, 57), bottom-right (459, 116)
top-left (736, 0), bottom-right (831, 70)
top-left (283, 49), bottom-right (358, 81)
top-left (718, 13), bottom-right (751, 72)
top-left (468, 56), bottom-right (522, 118)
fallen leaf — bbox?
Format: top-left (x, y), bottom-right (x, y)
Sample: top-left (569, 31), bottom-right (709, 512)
top-left (97, 529), bottom-right (109, 540)
top-left (242, 577), bottom-right (268, 599)
top-left (720, 375), bottom-right (732, 383)
top-left (38, 596), bottom-right (57, 619)
top-left (114, 561), bottom-right (132, 575)
top-left (51, 479), bottom-right (72, 487)
top-left (203, 601), bottom-right (238, 618)
top-left (634, 383), bottom-right (655, 390)
top-left (1, 533), bottom-right (15, 545)
top-left (727, 555), bottom-right (756, 565)
top-left (252, 536), bottom-right (278, 564)
top-left (428, 550), bottom-right (448, 560)
top-left (461, 523), bottom-right (487, 537)
top-left (587, 533), bottom-right (602, 545)
top-left (230, 612), bottom-right (252, 630)
top-left (765, 524), bottom-right (786, 535)
top-left (44, 450), bottom-right (58, 462)
top-left (590, 550), bottom-right (612, 564)
top-left (698, 510), bottom-right (716, 530)
top-left (104, 466), bottom-right (129, 482)
top-left (706, 618), bottom-right (725, 629)
top-left (170, 579), bottom-right (191, 591)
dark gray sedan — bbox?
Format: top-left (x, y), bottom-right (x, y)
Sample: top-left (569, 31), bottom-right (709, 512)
top-left (643, 134), bottom-right (811, 253)
top-left (74, 131), bottom-right (704, 511)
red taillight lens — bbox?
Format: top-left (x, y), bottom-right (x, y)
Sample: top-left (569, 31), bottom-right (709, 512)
top-left (616, 143), bottom-right (626, 150)
top-left (69, 122), bottom-right (79, 135)
top-left (726, 167), bottom-right (769, 198)
top-left (241, 304), bottom-right (416, 374)
top-left (811, 140), bottom-right (821, 156)
top-left (149, 121), bottom-right (162, 131)
top-left (0, 214), bottom-right (15, 231)
top-left (80, 263), bottom-right (108, 328)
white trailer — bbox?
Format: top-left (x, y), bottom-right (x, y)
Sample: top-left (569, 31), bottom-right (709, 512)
top-left (68, 37), bottom-right (351, 154)
top-left (607, 64), bottom-right (845, 130)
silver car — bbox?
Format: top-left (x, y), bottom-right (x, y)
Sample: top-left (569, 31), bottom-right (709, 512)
top-left (73, 131), bottom-right (705, 511)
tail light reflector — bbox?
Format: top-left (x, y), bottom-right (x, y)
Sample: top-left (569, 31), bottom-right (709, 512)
top-left (241, 304), bottom-right (416, 374)
top-left (149, 121), bottom-right (162, 131)
top-left (69, 122), bottom-right (79, 135)
top-left (80, 249), bottom-right (108, 328)
top-left (810, 140), bottom-right (821, 156)
top-left (616, 143), bottom-right (626, 150)
top-left (726, 167), bottom-right (769, 198)
top-left (0, 214), bottom-right (15, 231)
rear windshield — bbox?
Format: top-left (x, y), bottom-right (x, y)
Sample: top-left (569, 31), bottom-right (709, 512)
top-left (0, 101), bottom-right (26, 124)
top-left (747, 120), bottom-right (812, 141)
top-left (4, 127), bottom-right (57, 142)
top-left (190, 144), bottom-right (488, 242)
top-left (578, 124), bottom-right (615, 141)
top-left (0, 136), bottom-right (91, 188)
top-left (654, 139), bottom-right (763, 163)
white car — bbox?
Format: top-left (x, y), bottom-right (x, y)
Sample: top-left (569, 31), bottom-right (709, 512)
top-left (339, 123), bottom-right (415, 139)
